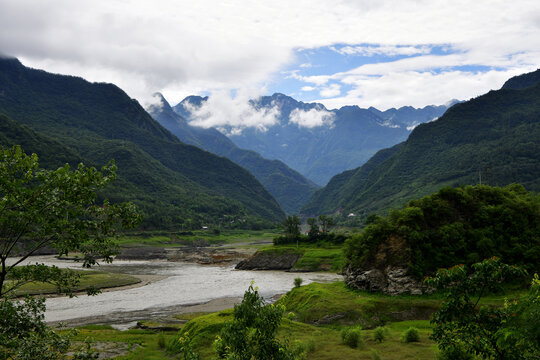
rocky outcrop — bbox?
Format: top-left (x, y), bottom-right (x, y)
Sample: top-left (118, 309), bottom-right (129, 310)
top-left (235, 250), bottom-right (302, 270)
top-left (344, 265), bottom-right (427, 295)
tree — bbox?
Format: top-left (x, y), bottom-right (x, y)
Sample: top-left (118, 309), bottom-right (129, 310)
top-left (307, 217), bottom-right (319, 238)
top-left (0, 145), bottom-right (140, 358)
top-left (282, 215), bottom-right (301, 240)
top-left (214, 283), bottom-right (295, 360)
top-left (318, 215), bottom-right (334, 234)
top-left (0, 146), bottom-right (141, 297)
top-left (425, 257), bottom-right (535, 359)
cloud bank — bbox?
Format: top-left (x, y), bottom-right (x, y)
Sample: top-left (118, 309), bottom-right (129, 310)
top-left (289, 107), bottom-right (335, 129)
top-left (0, 0), bottom-right (539, 112)
top-left (185, 91), bottom-right (281, 135)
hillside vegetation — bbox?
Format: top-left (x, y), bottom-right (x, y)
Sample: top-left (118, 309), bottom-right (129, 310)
top-left (0, 57), bottom-right (285, 228)
top-left (303, 69), bottom-right (540, 219)
top-left (345, 185), bottom-right (540, 279)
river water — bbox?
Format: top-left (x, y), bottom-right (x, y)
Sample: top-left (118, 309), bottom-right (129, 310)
top-left (13, 256), bottom-right (342, 329)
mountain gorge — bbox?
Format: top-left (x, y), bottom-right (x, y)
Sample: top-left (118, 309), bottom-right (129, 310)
top-left (303, 69), bottom-right (540, 220)
top-left (177, 93), bottom-right (451, 185)
top-left (147, 94), bottom-right (319, 214)
top-left (0, 57), bottom-right (285, 228)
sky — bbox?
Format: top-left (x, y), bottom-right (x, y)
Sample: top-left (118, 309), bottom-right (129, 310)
top-left (1, 0), bottom-right (540, 116)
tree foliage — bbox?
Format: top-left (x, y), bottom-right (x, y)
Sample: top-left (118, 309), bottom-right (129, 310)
top-left (425, 258), bottom-right (539, 359)
top-left (0, 145), bottom-right (140, 359)
top-left (345, 185), bottom-right (540, 278)
top-left (0, 145), bottom-right (141, 297)
top-left (317, 215), bottom-right (334, 234)
top-left (214, 283), bottom-right (295, 360)
top-left (282, 215), bottom-right (301, 241)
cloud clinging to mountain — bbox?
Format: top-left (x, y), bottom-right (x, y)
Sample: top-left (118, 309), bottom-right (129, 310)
top-left (1, 0), bottom-right (539, 110)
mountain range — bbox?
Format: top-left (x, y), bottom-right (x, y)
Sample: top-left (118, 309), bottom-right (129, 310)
top-left (0, 57), bottom-right (285, 228)
top-left (147, 93), bottom-right (319, 214)
top-left (175, 94), bottom-right (452, 185)
top-left (302, 69), bottom-right (540, 220)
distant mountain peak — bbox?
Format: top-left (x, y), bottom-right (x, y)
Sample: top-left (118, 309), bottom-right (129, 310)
top-left (146, 92), bottom-right (174, 115)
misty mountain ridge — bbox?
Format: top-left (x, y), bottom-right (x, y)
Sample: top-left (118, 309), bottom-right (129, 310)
top-left (175, 92), bottom-right (453, 185)
top-left (147, 93), bottom-right (319, 214)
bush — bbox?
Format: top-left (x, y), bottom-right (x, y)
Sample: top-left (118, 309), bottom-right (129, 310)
top-left (292, 340), bottom-right (307, 359)
top-left (437, 344), bottom-right (475, 360)
top-left (401, 327), bottom-right (420, 343)
top-left (370, 349), bottom-right (382, 360)
top-left (294, 277), bottom-right (303, 288)
top-left (157, 333), bottom-right (165, 349)
top-left (305, 339), bottom-right (316, 353)
top-left (373, 326), bottom-right (385, 343)
top-left (341, 327), bottom-right (363, 348)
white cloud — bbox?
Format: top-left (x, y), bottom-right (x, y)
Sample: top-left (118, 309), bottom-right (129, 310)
top-left (319, 83), bottom-right (341, 98)
top-left (289, 107), bottom-right (335, 128)
top-left (313, 68), bottom-right (534, 110)
top-left (0, 0), bottom-right (538, 111)
top-left (330, 45), bottom-right (432, 57)
top-left (301, 86), bottom-right (316, 91)
top-left (185, 90), bottom-right (281, 134)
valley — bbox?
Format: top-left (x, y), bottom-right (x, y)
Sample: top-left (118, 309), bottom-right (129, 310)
top-left (1, 50), bottom-right (539, 359)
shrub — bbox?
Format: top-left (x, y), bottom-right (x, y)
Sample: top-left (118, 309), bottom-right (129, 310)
top-left (214, 283), bottom-right (295, 359)
top-left (341, 327), bottom-right (363, 348)
top-left (294, 277), bottom-right (303, 288)
top-left (401, 327), bottom-right (420, 343)
top-left (373, 326), bottom-right (385, 343)
top-left (437, 344), bottom-right (475, 360)
top-left (305, 339), bottom-right (316, 353)
top-left (370, 349), bottom-right (382, 360)
top-left (166, 331), bottom-right (200, 359)
top-left (292, 340), bottom-right (307, 359)
top-left (157, 333), bottom-right (165, 349)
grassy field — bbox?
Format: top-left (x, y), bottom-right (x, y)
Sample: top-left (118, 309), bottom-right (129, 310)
top-left (79, 312), bottom-right (437, 359)
top-left (116, 229), bottom-right (279, 247)
top-left (66, 279), bottom-right (529, 359)
top-left (278, 281), bottom-right (440, 327)
top-left (255, 244), bottom-right (346, 272)
top-left (7, 270), bottom-right (141, 296)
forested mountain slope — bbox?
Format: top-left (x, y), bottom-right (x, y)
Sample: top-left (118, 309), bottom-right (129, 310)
top-left (302, 69), bottom-right (540, 219)
top-left (0, 57), bottom-right (285, 227)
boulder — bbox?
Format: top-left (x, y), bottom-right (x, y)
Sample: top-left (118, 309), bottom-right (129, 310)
top-left (344, 265), bottom-right (426, 295)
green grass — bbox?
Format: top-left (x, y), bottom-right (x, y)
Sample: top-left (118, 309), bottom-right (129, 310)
top-left (256, 244), bottom-right (346, 272)
top-left (278, 281), bottom-right (441, 327)
top-left (68, 327), bottom-right (178, 360)
top-left (65, 281), bottom-right (527, 359)
top-left (7, 270), bottom-right (140, 296)
top-left (162, 310), bottom-right (438, 359)
top-left (292, 247), bottom-right (345, 272)
top-left (117, 229), bottom-right (279, 247)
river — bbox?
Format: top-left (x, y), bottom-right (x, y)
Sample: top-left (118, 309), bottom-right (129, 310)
top-left (13, 256), bottom-right (342, 329)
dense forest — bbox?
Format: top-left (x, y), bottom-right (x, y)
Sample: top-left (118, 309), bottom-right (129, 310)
top-left (345, 184), bottom-right (540, 278)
